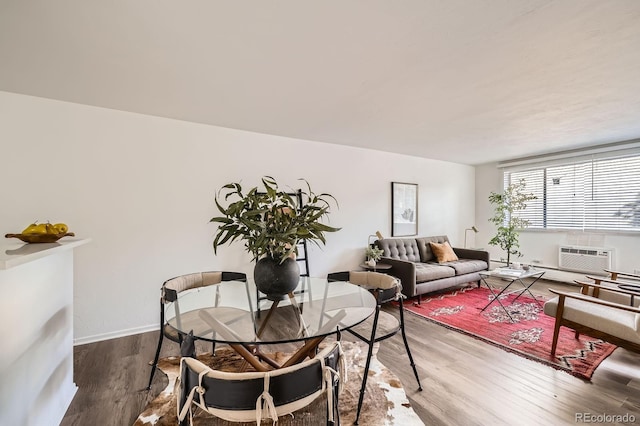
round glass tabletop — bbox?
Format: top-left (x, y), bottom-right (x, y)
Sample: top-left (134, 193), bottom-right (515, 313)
top-left (164, 277), bottom-right (376, 345)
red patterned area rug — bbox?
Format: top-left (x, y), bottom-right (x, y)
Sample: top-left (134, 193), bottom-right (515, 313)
top-left (405, 285), bottom-right (616, 380)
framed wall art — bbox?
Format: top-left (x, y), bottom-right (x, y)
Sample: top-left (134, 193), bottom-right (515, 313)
top-left (391, 182), bottom-right (418, 236)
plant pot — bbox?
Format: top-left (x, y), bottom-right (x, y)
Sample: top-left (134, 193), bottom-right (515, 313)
top-left (254, 256), bottom-right (300, 301)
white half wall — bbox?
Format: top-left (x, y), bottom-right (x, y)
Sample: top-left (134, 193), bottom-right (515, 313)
top-left (0, 91), bottom-right (476, 343)
top-left (475, 163), bottom-right (640, 278)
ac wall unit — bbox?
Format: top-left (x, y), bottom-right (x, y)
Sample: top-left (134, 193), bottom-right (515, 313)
top-left (558, 246), bottom-right (613, 275)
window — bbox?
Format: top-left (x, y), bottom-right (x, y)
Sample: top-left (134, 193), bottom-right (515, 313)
top-left (503, 152), bottom-right (640, 232)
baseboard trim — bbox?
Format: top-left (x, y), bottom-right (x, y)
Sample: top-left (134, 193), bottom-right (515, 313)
top-left (74, 324), bottom-right (157, 346)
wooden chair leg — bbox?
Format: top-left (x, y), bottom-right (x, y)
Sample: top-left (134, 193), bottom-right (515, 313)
top-left (551, 295), bottom-right (566, 357)
top-left (551, 319), bottom-right (561, 357)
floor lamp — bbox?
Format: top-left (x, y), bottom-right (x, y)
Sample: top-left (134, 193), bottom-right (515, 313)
top-left (464, 226), bottom-right (478, 248)
top-left (368, 230), bottom-right (384, 246)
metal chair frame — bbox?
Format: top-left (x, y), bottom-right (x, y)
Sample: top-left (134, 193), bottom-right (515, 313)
top-left (327, 271), bottom-right (422, 425)
top-left (146, 271), bottom-right (246, 390)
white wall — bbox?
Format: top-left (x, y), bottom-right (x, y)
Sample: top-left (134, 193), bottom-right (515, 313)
top-left (475, 163), bottom-right (640, 279)
top-left (0, 91), bottom-right (476, 343)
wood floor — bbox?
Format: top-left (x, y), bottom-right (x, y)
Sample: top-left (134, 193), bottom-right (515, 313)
top-left (61, 280), bottom-right (640, 426)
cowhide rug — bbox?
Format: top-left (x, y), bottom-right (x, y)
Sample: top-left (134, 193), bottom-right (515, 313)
top-left (135, 341), bottom-right (424, 425)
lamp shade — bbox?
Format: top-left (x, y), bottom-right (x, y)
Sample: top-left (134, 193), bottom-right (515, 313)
top-left (464, 226), bottom-right (478, 248)
top-left (368, 231), bottom-right (384, 246)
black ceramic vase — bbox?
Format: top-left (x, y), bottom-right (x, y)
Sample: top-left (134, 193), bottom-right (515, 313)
top-left (254, 256), bottom-right (300, 301)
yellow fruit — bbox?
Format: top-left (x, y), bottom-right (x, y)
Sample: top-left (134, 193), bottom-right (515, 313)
top-left (45, 223), bottom-right (59, 234)
top-left (32, 223), bottom-right (48, 234)
top-left (53, 223), bottom-right (69, 234)
top-left (22, 223), bottom-right (39, 234)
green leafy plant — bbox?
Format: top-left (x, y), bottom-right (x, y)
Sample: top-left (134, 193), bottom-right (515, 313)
top-left (365, 245), bottom-right (384, 262)
top-left (211, 176), bottom-right (341, 264)
top-left (488, 179), bottom-right (537, 266)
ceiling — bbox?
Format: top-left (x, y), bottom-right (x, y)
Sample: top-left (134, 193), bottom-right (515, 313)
top-left (1, 1), bottom-right (640, 165)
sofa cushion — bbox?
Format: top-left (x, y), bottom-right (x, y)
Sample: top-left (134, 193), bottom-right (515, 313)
top-left (415, 263), bottom-right (456, 283)
top-left (377, 238), bottom-right (421, 262)
top-left (429, 241), bottom-right (459, 263)
top-left (415, 236), bottom-right (450, 262)
top-left (443, 259), bottom-right (489, 275)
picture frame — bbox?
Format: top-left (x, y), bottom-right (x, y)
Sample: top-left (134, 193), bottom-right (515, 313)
top-left (391, 182), bottom-right (418, 236)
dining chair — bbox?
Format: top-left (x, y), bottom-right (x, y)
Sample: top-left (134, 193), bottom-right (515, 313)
top-left (146, 271), bottom-right (247, 390)
top-left (177, 340), bottom-right (344, 426)
top-left (327, 270), bottom-right (422, 425)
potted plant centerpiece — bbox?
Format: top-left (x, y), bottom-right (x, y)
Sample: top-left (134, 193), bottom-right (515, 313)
top-left (211, 176), bottom-right (340, 300)
top-left (365, 245), bottom-right (384, 267)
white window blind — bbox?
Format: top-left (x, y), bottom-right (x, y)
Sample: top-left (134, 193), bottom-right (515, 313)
top-left (503, 152), bottom-right (640, 232)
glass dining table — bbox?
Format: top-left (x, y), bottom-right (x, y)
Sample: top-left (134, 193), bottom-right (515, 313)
top-left (164, 276), bottom-right (377, 371)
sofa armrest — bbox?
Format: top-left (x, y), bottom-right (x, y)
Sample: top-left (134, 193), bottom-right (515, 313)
top-left (380, 257), bottom-right (417, 298)
top-left (452, 248), bottom-right (490, 267)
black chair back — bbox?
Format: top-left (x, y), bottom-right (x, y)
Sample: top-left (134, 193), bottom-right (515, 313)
top-left (178, 342), bottom-right (343, 425)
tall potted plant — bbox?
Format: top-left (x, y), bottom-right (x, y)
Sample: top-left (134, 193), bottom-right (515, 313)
top-left (210, 176), bottom-right (340, 300)
top-left (488, 179), bottom-right (536, 267)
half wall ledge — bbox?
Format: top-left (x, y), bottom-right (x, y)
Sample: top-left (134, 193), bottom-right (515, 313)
top-left (0, 238), bottom-right (90, 426)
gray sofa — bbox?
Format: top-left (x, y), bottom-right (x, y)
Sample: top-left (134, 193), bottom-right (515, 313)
top-left (375, 235), bottom-right (489, 300)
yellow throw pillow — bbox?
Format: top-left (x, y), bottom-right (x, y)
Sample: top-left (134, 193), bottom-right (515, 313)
top-left (429, 241), bottom-right (459, 263)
